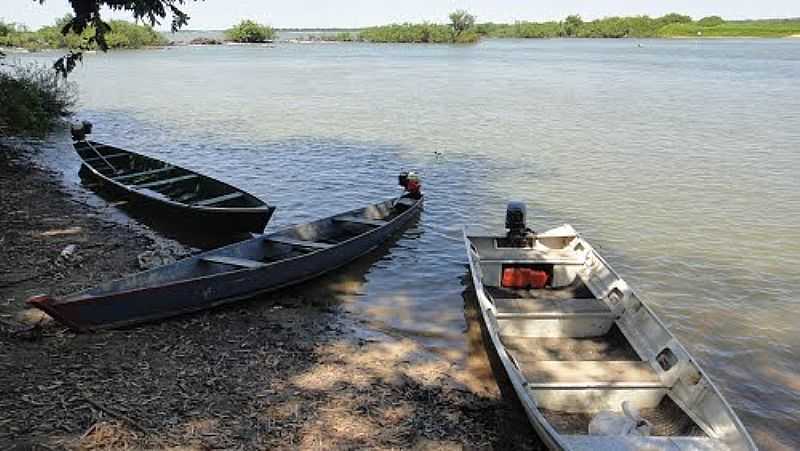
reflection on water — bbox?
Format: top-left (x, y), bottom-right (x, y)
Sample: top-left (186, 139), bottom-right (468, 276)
top-left (16, 38), bottom-right (800, 448)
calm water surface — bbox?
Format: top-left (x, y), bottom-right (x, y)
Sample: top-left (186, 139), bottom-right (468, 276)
top-left (19, 39), bottom-right (800, 448)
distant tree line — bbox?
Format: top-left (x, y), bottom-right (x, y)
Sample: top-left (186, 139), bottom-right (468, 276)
top-left (339, 10), bottom-right (480, 43)
top-left (476, 13), bottom-right (694, 38)
top-left (0, 15), bottom-right (166, 52)
top-left (336, 13), bottom-right (800, 42)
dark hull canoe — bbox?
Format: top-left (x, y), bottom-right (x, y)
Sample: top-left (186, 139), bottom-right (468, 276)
top-left (74, 140), bottom-right (275, 234)
top-left (29, 195), bottom-right (423, 331)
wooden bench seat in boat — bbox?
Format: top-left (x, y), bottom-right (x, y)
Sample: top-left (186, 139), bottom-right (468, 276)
top-left (266, 237), bottom-right (335, 250)
top-left (78, 143), bottom-right (112, 152)
top-left (201, 256), bottom-right (268, 269)
top-left (193, 192), bottom-right (245, 207)
top-left (113, 167), bottom-right (174, 181)
top-left (134, 174), bottom-right (199, 189)
top-left (333, 216), bottom-right (386, 227)
top-left (521, 360), bottom-right (667, 412)
top-left (84, 152), bottom-right (129, 163)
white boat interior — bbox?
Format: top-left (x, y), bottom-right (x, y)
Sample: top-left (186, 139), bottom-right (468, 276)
top-left (465, 220), bottom-right (756, 451)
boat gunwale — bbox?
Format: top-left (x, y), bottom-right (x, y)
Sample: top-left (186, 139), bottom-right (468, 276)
top-left (463, 227), bottom-right (567, 450)
top-left (75, 140), bottom-right (272, 213)
top-left (585, 244), bottom-right (756, 449)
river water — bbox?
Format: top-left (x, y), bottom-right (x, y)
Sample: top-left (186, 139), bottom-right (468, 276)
top-left (16, 38), bottom-right (800, 448)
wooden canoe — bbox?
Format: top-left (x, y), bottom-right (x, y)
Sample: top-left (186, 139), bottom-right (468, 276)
top-left (74, 139), bottom-right (275, 234)
top-left (464, 224), bottom-right (756, 450)
top-left (28, 195), bottom-right (422, 331)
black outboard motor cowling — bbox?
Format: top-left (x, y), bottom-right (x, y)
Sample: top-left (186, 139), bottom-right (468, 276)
top-left (506, 201), bottom-right (527, 235)
top-left (503, 201), bottom-right (534, 247)
top-left (398, 171), bottom-right (409, 188)
top-left (70, 120), bottom-right (93, 141)
top-left (398, 171), bottom-right (422, 199)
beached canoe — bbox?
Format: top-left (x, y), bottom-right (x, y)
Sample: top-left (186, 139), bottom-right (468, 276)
top-left (463, 203), bottom-right (756, 450)
top-left (29, 194), bottom-right (422, 331)
top-left (72, 137), bottom-right (275, 234)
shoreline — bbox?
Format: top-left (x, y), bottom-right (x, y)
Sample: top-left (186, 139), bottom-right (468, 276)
top-left (0, 141), bottom-right (541, 449)
top-left (3, 33), bottom-right (799, 54)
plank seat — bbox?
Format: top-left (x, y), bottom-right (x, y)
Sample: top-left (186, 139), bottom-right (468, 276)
top-left (522, 361), bottom-right (664, 389)
top-left (77, 143), bottom-right (112, 152)
top-left (333, 216), bottom-right (386, 227)
top-left (494, 297), bottom-right (614, 319)
top-left (114, 167), bottom-right (174, 181)
top-left (266, 237), bottom-right (334, 250)
top-left (84, 152), bottom-right (129, 163)
top-left (201, 256), bottom-right (267, 269)
top-left (134, 174), bottom-right (199, 189)
top-left (480, 257), bottom-right (586, 265)
top-left (194, 192), bottom-right (245, 207)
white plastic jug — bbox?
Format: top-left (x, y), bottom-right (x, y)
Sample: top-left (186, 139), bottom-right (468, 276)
top-left (588, 401), bottom-right (652, 436)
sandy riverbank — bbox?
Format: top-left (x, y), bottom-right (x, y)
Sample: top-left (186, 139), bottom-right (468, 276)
top-left (0, 142), bottom-right (541, 450)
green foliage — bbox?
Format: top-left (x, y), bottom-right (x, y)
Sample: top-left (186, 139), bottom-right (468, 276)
top-left (453, 31), bottom-right (480, 43)
top-left (334, 32), bottom-right (355, 42)
top-left (659, 13), bottom-right (693, 25)
top-left (697, 16), bottom-right (725, 27)
top-left (50, 0), bottom-right (193, 52)
top-left (225, 20), bottom-right (276, 43)
top-left (475, 21), bottom-right (560, 38)
top-left (473, 14), bottom-right (800, 39)
top-left (0, 16), bottom-right (165, 51)
top-left (0, 62), bottom-right (77, 136)
top-left (659, 20), bottom-right (800, 37)
top-left (563, 15), bottom-right (584, 36)
top-left (360, 23), bottom-right (453, 43)
top-left (0, 21), bottom-right (19, 36)
top-left (359, 10), bottom-right (478, 44)
top-left (103, 20), bottom-right (167, 48)
top-left (449, 10), bottom-right (476, 37)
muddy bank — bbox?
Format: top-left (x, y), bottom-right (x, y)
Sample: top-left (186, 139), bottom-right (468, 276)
top-left (0, 143), bottom-right (541, 450)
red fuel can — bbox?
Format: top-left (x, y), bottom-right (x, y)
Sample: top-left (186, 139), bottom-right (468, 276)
top-left (502, 267), bottom-right (550, 289)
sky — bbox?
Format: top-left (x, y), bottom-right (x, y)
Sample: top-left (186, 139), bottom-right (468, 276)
top-left (4, 0), bottom-right (800, 30)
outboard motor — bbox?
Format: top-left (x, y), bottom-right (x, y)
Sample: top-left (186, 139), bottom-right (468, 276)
top-left (503, 201), bottom-right (534, 247)
top-left (500, 202), bottom-right (549, 288)
top-left (398, 171), bottom-right (422, 199)
top-left (70, 120), bottom-right (93, 141)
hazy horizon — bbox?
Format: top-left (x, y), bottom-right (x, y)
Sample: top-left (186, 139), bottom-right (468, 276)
top-left (4, 0), bottom-right (800, 30)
